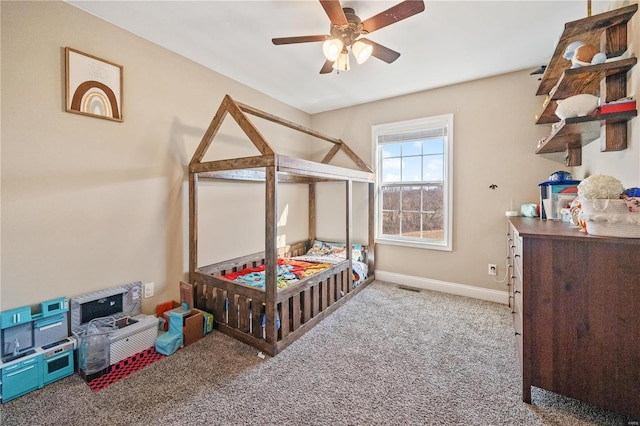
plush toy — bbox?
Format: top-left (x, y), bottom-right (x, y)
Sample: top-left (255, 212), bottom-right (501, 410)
top-left (555, 94), bottom-right (599, 119)
top-left (563, 41), bottom-right (606, 68)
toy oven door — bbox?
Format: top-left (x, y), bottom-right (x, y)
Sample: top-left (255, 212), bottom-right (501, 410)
top-left (42, 349), bottom-right (74, 385)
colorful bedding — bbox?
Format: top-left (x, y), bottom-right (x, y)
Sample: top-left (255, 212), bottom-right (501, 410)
top-left (222, 258), bottom-right (333, 289)
top-left (222, 240), bottom-right (368, 290)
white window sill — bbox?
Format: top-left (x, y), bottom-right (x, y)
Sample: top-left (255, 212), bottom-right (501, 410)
top-left (376, 237), bottom-right (452, 252)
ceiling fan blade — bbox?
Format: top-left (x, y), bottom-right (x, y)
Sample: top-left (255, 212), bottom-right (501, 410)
top-left (272, 35), bottom-right (329, 45)
top-left (360, 38), bottom-right (401, 64)
top-left (319, 0), bottom-right (348, 26)
top-left (361, 0), bottom-right (425, 34)
top-left (320, 60), bottom-right (334, 74)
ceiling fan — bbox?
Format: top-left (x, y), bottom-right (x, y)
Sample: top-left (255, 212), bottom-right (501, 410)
top-left (272, 0), bottom-right (426, 74)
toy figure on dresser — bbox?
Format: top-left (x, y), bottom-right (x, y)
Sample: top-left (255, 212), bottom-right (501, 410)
top-left (566, 197), bottom-right (585, 230)
top-left (623, 187), bottom-right (640, 212)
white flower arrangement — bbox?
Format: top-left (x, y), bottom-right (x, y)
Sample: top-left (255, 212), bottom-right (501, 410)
top-left (577, 175), bottom-right (640, 238)
top-left (577, 174), bottom-right (625, 200)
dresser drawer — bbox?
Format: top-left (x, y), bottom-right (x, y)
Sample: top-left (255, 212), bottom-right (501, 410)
top-left (512, 267), bottom-right (522, 295)
top-left (514, 321), bottom-right (523, 369)
top-left (513, 240), bottom-right (523, 277)
top-left (509, 240), bottom-right (518, 262)
top-left (509, 256), bottom-right (522, 290)
top-left (513, 286), bottom-right (522, 326)
top-left (508, 225), bottom-right (523, 271)
top-left (509, 224), bottom-right (524, 370)
top-left (512, 279), bottom-right (523, 366)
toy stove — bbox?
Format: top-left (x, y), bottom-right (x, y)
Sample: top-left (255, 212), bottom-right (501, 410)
top-left (40, 337), bottom-right (75, 385)
top-left (70, 282), bottom-right (158, 367)
top-left (1, 298), bottom-right (75, 403)
top-left (1, 336), bottom-right (75, 400)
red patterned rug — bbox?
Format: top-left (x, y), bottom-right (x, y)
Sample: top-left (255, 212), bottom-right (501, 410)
top-left (86, 347), bottom-right (166, 392)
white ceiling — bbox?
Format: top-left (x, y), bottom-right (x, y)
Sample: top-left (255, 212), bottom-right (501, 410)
top-left (66, 1), bottom-right (599, 114)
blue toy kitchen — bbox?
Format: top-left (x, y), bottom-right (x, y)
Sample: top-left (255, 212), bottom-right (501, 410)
top-left (1, 297), bottom-right (75, 403)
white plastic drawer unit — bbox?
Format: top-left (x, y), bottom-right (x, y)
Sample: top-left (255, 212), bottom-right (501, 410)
top-left (109, 315), bottom-right (158, 365)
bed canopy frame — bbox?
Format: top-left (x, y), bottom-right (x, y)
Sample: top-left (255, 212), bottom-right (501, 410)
top-left (188, 94), bottom-right (375, 355)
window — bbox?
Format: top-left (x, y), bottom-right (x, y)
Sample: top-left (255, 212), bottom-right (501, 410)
top-left (373, 114), bottom-right (453, 251)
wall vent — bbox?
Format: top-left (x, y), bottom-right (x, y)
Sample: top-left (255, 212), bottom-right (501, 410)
top-left (398, 285), bottom-right (420, 293)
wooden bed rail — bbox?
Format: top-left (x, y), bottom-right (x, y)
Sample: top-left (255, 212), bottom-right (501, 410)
top-left (193, 244), bottom-right (373, 356)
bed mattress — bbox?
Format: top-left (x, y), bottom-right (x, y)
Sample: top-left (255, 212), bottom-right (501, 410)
top-left (222, 240), bottom-right (368, 289)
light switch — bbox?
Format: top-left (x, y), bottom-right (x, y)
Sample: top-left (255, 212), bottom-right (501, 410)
top-left (144, 282), bottom-right (154, 298)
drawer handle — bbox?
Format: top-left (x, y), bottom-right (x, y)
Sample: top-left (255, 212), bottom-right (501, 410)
top-left (514, 290), bottom-right (521, 294)
top-left (6, 364), bottom-right (35, 377)
top-left (514, 254), bottom-right (520, 259)
top-left (46, 351), bottom-right (71, 362)
top-left (515, 332), bottom-right (521, 336)
top-left (37, 321), bottom-right (63, 331)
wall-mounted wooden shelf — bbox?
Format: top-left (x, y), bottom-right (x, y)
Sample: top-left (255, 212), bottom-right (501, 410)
top-left (535, 57), bottom-right (637, 125)
top-left (533, 4), bottom-right (637, 165)
top-left (535, 110), bottom-right (638, 154)
top-left (536, 5), bottom-right (638, 96)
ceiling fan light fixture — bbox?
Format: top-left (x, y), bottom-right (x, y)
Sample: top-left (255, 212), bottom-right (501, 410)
top-left (273, 1), bottom-right (426, 74)
top-left (352, 40), bottom-right (373, 64)
top-left (322, 38), bottom-right (343, 61)
top-left (332, 51), bottom-right (350, 71)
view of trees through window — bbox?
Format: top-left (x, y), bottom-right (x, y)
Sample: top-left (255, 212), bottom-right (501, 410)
top-left (381, 185), bottom-right (444, 239)
top-left (379, 137), bottom-right (445, 241)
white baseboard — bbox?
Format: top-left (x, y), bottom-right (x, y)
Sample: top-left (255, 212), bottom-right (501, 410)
top-left (374, 270), bottom-right (509, 305)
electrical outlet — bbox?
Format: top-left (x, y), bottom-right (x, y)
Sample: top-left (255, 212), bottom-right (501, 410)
top-left (144, 282), bottom-right (154, 298)
top-left (488, 264), bottom-right (497, 276)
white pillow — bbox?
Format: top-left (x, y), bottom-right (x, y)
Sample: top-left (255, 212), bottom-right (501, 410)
top-left (555, 94), bottom-right (599, 120)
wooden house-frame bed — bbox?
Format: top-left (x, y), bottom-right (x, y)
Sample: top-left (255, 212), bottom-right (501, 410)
top-left (189, 95), bottom-right (375, 356)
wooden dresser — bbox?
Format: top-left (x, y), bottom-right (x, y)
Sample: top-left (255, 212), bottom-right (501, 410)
top-left (508, 217), bottom-right (639, 419)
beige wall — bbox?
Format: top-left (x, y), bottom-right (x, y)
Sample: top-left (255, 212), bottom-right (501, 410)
top-left (574, 0), bottom-right (639, 186)
top-left (0, 1), bottom-right (312, 311)
top-left (311, 70), bottom-right (566, 290)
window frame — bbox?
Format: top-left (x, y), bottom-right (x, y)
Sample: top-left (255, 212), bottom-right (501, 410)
top-left (372, 114), bottom-right (453, 251)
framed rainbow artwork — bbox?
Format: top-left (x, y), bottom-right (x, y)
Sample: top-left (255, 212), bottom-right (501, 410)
top-left (65, 47), bottom-right (123, 122)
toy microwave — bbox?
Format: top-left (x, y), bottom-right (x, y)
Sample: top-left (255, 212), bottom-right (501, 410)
top-left (40, 297), bottom-right (69, 318)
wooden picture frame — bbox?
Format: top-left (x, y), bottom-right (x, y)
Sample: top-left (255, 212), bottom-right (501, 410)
top-left (65, 47), bottom-right (123, 122)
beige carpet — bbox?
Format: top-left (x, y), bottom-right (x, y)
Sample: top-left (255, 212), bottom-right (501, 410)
top-left (0, 281), bottom-right (634, 425)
